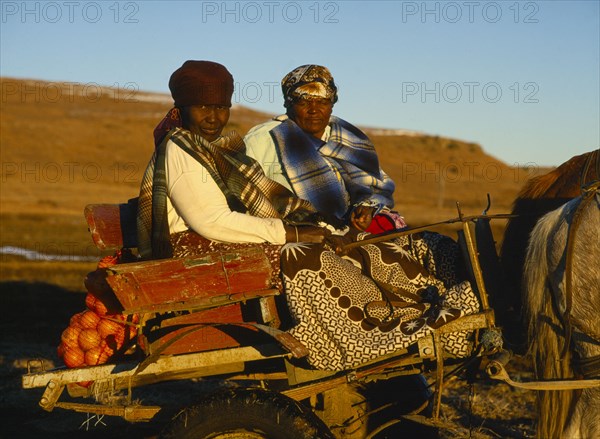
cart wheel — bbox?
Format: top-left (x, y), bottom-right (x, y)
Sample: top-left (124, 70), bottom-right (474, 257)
top-left (159, 387), bottom-right (335, 439)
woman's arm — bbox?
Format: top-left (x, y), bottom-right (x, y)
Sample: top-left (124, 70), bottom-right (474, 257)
top-left (166, 141), bottom-right (287, 244)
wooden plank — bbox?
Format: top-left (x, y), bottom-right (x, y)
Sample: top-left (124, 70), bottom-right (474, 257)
top-left (106, 247), bottom-right (273, 312)
top-left (121, 289), bottom-right (279, 315)
top-left (22, 345), bottom-right (290, 390)
top-left (149, 325), bottom-right (258, 355)
top-left (158, 305), bottom-right (246, 327)
top-left (84, 204), bottom-right (123, 250)
top-left (54, 402), bottom-right (161, 422)
top-left (84, 200), bottom-right (138, 250)
top-left (260, 296), bottom-right (281, 328)
top-left (146, 304), bottom-right (258, 355)
top-left (283, 351), bottom-right (419, 400)
top-left (64, 362), bottom-right (244, 398)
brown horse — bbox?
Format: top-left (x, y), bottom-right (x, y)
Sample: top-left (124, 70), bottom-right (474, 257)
top-left (498, 149), bottom-right (599, 351)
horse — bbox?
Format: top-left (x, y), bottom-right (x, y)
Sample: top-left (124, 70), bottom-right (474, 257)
top-left (498, 149), bottom-right (600, 351)
top-left (522, 185), bottom-right (600, 439)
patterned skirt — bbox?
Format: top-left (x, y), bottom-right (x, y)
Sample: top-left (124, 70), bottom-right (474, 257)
top-left (280, 233), bottom-right (480, 371)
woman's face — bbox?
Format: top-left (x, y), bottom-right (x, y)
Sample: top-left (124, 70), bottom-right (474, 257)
top-left (183, 104), bottom-right (230, 142)
top-left (289, 97), bottom-right (333, 139)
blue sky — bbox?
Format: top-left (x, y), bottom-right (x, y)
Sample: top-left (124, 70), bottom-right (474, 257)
top-left (1, 0), bottom-right (599, 167)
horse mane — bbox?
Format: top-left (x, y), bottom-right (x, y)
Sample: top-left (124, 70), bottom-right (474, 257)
top-left (518, 151), bottom-right (596, 199)
top-left (523, 205), bottom-right (576, 439)
top-left (497, 150), bottom-right (599, 351)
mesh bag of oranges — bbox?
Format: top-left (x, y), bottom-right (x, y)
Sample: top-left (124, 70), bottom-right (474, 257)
top-left (57, 251), bottom-right (139, 371)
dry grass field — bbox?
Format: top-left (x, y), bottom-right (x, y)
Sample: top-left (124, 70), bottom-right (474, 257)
top-left (1, 78), bottom-right (546, 437)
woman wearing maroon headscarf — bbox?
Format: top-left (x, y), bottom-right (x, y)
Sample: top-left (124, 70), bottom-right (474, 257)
top-left (137, 60), bottom-right (329, 290)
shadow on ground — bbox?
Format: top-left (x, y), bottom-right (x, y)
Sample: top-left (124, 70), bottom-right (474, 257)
top-left (0, 281), bottom-right (85, 344)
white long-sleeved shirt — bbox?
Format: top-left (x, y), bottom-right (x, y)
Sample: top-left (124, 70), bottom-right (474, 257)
top-left (164, 138), bottom-right (286, 244)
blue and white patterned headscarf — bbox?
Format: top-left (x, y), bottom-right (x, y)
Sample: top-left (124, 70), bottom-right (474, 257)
top-left (281, 65), bottom-right (338, 108)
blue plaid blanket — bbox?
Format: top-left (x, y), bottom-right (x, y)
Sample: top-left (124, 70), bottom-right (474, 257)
top-left (269, 116), bottom-right (395, 219)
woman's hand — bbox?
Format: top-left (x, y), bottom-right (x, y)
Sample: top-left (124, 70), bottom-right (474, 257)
top-left (325, 234), bottom-right (354, 255)
top-left (285, 225), bottom-right (331, 243)
top-left (350, 205), bottom-right (375, 231)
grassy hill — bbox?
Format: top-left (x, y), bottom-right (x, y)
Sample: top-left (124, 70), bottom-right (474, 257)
top-left (1, 77), bottom-right (544, 286)
top-left (1, 77), bottom-right (537, 214)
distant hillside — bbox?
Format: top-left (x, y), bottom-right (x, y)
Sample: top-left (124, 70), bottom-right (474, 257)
top-left (1, 78), bottom-right (540, 222)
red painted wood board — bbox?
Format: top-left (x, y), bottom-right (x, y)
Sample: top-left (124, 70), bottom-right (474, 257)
top-left (146, 304), bottom-right (266, 355)
top-left (105, 247), bottom-right (273, 313)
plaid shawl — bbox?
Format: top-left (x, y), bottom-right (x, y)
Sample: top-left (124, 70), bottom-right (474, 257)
top-left (137, 127), bottom-right (318, 260)
top-left (269, 116), bottom-right (395, 219)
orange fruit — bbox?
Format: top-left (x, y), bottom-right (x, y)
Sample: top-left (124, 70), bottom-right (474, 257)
top-left (69, 311), bottom-right (85, 328)
top-left (63, 346), bottom-right (85, 368)
top-left (85, 343), bottom-right (114, 366)
top-left (61, 326), bottom-right (82, 349)
top-left (79, 310), bottom-right (101, 329)
top-left (98, 341), bottom-right (115, 363)
top-left (93, 298), bottom-right (109, 316)
top-left (85, 293), bottom-right (96, 310)
top-left (97, 317), bottom-right (122, 339)
top-left (84, 346), bottom-right (102, 366)
top-left (78, 328), bottom-right (101, 352)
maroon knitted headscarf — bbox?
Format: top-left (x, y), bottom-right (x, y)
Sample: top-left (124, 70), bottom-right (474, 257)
top-left (169, 60), bottom-right (234, 107)
top-left (154, 60), bottom-right (234, 147)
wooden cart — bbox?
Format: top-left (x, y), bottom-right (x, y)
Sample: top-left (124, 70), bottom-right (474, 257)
top-left (22, 198), bottom-right (512, 438)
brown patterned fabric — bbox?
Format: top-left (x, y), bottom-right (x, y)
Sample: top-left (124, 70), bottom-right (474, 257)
top-left (407, 231), bottom-right (468, 288)
top-left (280, 235), bottom-right (479, 371)
top-left (169, 221), bottom-right (476, 371)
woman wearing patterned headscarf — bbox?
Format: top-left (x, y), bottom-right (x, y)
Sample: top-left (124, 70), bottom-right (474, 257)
top-left (245, 64), bottom-right (403, 233)
top-left (242, 65), bottom-right (479, 371)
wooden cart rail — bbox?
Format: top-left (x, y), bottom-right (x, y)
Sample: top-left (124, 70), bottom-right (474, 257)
top-left (24, 345), bottom-right (290, 393)
top-left (24, 344), bottom-right (291, 422)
